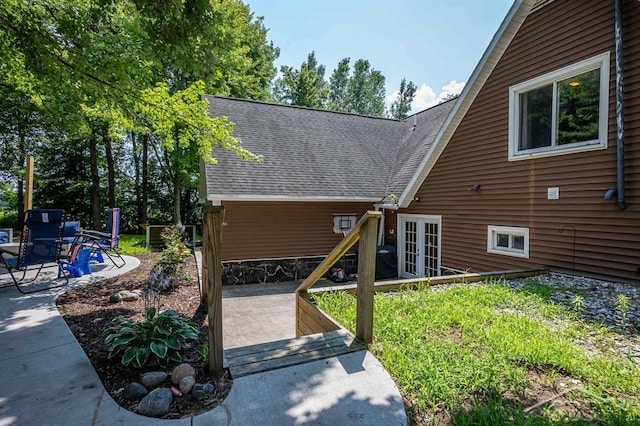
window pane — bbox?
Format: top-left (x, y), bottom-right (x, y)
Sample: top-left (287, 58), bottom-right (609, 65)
top-left (512, 235), bottom-right (525, 250)
top-left (519, 84), bottom-right (553, 150)
top-left (557, 68), bottom-right (600, 145)
top-left (496, 233), bottom-right (509, 248)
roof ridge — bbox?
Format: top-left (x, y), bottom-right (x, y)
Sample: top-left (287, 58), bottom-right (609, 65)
top-left (382, 99), bottom-right (459, 199)
top-left (403, 96), bottom-right (459, 120)
top-left (206, 95), bottom-right (401, 122)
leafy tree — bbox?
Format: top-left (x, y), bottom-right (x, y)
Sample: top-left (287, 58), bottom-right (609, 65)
top-left (389, 78), bottom-right (418, 119)
top-left (347, 59), bottom-right (386, 116)
top-left (328, 58), bottom-right (351, 111)
top-left (139, 81), bottom-right (262, 223)
top-left (325, 58), bottom-right (386, 116)
top-left (0, 0), bottom-right (277, 229)
top-left (273, 52), bottom-right (328, 108)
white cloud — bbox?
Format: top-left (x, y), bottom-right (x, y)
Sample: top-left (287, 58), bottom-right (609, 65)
top-left (411, 84), bottom-right (437, 111)
top-left (410, 80), bottom-right (466, 113)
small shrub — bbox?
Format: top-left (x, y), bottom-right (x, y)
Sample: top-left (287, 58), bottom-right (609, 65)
top-left (102, 306), bottom-right (199, 368)
top-left (156, 224), bottom-right (191, 287)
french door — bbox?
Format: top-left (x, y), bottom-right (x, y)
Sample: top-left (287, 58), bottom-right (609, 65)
top-left (398, 214), bottom-right (441, 279)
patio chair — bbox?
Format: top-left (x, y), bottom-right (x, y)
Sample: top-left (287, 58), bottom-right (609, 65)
top-left (0, 209), bottom-right (69, 293)
top-left (75, 207), bottom-right (125, 268)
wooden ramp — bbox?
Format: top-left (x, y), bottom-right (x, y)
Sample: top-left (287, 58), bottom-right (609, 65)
top-left (225, 329), bottom-right (367, 378)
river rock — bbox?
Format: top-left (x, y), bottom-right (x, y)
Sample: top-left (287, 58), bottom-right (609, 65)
top-left (171, 363), bottom-right (196, 384)
top-left (109, 292), bottom-right (122, 303)
top-left (179, 376), bottom-right (195, 394)
top-left (192, 383), bottom-right (215, 400)
top-left (137, 388), bottom-right (172, 417)
top-left (123, 382), bottom-right (148, 400)
top-left (141, 371), bottom-right (168, 388)
top-left (120, 290), bottom-right (140, 301)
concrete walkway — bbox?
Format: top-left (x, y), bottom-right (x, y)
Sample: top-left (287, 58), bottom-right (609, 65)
top-left (0, 255), bottom-right (406, 425)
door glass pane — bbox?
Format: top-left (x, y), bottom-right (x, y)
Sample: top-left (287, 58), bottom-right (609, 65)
top-left (519, 84), bottom-right (553, 150)
top-left (405, 221), bottom-right (417, 275)
top-left (423, 222), bottom-right (439, 277)
top-left (557, 68), bottom-right (600, 145)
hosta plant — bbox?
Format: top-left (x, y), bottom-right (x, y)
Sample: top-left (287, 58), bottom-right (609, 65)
top-left (102, 307), bottom-right (199, 368)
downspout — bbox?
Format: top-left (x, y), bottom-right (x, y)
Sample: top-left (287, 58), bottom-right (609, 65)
top-left (615, 0), bottom-right (627, 210)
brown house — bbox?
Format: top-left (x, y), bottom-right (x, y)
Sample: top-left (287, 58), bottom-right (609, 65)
top-left (394, 0), bottom-right (640, 283)
top-left (200, 96), bottom-right (454, 284)
top-left (203, 0), bottom-right (640, 285)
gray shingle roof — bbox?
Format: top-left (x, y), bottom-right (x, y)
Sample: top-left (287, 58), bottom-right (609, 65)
top-left (202, 95), bottom-right (455, 201)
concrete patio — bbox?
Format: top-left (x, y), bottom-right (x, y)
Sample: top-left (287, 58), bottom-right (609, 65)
top-left (0, 254), bottom-right (406, 425)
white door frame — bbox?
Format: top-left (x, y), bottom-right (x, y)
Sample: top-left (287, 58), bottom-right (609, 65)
top-left (397, 214), bottom-right (442, 279)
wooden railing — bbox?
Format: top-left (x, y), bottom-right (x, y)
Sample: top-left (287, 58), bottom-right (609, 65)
top-left (296, 210), bottom-right (382, 343)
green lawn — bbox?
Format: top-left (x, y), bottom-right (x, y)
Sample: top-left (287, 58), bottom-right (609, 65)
top-left (118, 234), bottom-right (152, 255)
top-left (314, 280), bottom-right (640, 425)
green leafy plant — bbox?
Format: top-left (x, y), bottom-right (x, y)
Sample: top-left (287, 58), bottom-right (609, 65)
top-left (572, 294), bottom-right (585, 317)
top-left (156, 223), bottom-right (192, 287)
top-left (102, 307), bottom-right (199, 368)
top-left (616, 294), bottom-right (630, 328)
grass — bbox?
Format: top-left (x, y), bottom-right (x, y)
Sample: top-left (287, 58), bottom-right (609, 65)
top-left (314, 280), bottom-right (640, 425)
top-left (118, 234), bottom-right (152, 256)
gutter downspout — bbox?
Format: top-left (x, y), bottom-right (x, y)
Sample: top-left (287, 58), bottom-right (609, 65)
top-left (615, 0), bottom-right (627, 210)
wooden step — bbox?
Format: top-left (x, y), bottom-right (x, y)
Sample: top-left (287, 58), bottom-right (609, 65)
top-left (225, 329), bottom-right (367, 378)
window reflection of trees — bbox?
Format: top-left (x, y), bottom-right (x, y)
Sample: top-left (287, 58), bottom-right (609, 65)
top-left (557, 68), bottom-right (600, 145)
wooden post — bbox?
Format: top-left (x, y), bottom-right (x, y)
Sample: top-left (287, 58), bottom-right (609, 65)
top-left (200, 220), bottom-right (208, 304)
top-left (356, 215), bottom-right (378, 344)
top-left (203, 205), bottom-right (225, 371)
top-left (24, 156), bottom-right (34, 211)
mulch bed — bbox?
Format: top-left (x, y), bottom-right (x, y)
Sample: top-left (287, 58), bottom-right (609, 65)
top-left (56, 252), bottom-right (231, 419)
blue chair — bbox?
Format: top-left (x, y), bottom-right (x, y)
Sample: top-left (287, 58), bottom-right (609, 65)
top-left (0, 209), bottom-right (69, 293)
top-left (59, 245), bottom-right (92, 278)
top-left (75, 208), bottom-right (125, 268)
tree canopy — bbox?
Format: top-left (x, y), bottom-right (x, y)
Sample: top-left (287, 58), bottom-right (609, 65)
top-left (0, 0), bottom-right (277, 228)
top-left (273, 52), bottom-right (416, 118)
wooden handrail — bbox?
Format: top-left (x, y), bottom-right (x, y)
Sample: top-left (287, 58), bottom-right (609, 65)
top-left (296, 210), bottom-right (382, 294)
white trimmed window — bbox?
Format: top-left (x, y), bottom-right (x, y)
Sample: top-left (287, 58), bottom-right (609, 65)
top-left (487, 226), bottom-right (529, 258)
top-left (508, 52), bottom-right (610, 160)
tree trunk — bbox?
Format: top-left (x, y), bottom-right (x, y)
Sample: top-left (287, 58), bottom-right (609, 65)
top-left (173, 177), bottom-right (182, 224)
top-left (102, 124), bottom-right (116, 207)
top-left (103, 124), bottom-right (116, 208)
top-left (141, 134), bottom-right (149, 228)
top-left (89, 126), bottom-right (101, 229)
top-left (132, 132), bottom-right (141, 228)
top-left (17, 125), bottom-right (25, 229)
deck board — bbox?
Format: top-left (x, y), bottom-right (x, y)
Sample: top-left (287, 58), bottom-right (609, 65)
top-left (225, 329), bottom-right (366, 378)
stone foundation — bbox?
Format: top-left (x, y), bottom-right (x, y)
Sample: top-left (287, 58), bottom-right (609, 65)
top-left (222, 254), bottom-right (357, 285)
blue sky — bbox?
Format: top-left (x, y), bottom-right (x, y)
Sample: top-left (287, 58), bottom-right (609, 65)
top-left (246, 0), bottom-right (514, 112)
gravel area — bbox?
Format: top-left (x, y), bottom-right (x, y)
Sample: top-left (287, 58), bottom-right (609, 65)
top-left (508, 273), bottom-right (640, 366)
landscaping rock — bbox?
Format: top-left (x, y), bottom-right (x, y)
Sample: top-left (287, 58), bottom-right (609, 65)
top-left (179, 376), bottom-right (195, 394)
top-left (109, 290), bottom-right (140, 303)
top-left (192, 383), bottom-right (215, 401)
top-left (137, 388), bottom-right (172, 417)
top-left (171, 363), bottom-right (196, 384)
top-left (141, 371), bottom-right (168, 388)
top-left (120, 290), bottom-right (140, 301)
top-left (123, 382), bottom-right (148, 400)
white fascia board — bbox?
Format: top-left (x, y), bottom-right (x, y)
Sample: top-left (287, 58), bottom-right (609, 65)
top-left (397, 0), bottom-right (535, 208)
top-left (206, 194), bottom-right (380, 203)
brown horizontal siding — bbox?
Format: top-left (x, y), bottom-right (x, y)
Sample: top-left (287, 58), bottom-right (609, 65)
top-left (220, 201), bottom-right (373, 261)
top-left (403, 0), bottom-right (640, 284)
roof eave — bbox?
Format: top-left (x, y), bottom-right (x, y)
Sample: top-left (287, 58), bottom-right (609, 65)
top-left (206, 194), bottom-right (381, 203)
top-left (397, 0), bottom-right (536, 208)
